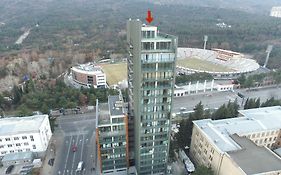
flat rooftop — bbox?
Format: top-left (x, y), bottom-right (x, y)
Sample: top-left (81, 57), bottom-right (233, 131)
top-left (97, 103), bottom-right (110, 125)
top-left (97, 95), bottom-right (124, 125)
top-left (228, 134), bottom-right (281, 174)
top-left (2, 151), bottom-right (33, 162)
top-left (108, 95), bottom-right (124, 116)
top-left (72, 62), bottom-right (103, 73)
top-left (193, 106), bottom-right (281, 152)
top-left (0, 115), bottom-right (47, 136)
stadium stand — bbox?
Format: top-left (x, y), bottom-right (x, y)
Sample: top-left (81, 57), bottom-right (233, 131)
top-left (177, 48), bottom-right (260, 79)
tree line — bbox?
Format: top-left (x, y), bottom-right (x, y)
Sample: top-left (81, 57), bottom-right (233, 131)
top-left (0, 79), bottom-right (118, 117)
top-left (238, 69), bottom-right (281, 88)
top-left (175, 72), bottom-right (213, 85)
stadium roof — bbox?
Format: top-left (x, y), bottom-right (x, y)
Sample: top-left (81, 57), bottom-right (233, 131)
top-left (193, 106), bottom-right (281, 152)
top-left (0, 115), bottom-right (48, 136)
top-left (228, 134), bottom-right (281, 174)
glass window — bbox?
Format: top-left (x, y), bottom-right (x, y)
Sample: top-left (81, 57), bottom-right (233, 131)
top-left (5, 138), bottom-right (10, 141)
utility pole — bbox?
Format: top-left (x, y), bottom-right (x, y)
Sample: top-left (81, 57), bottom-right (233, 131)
top-left (263, 45), bottom-right (273, 68)
top-left (203, 35), bottom-right (208, 50)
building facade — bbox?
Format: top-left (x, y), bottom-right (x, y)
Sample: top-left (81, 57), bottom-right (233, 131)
top-left (0, 115), bottom-right (52, 157)
top-left (96, 95), bottom-right (129, 174)
top-left (127, 19), bottom-right (177, 174)
top-left (190, 106), bottom-right (281, 175)
top-left (71, 62), bottom-right (107, 88)
top-left (270, 7), bottom-right (281, 18)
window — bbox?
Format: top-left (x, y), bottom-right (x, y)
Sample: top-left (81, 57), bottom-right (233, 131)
top-left (26, 148), bottom-right (30, 151)
top-left (24, 142), bottom-right (29, 146)
top-left (16, 143), bottom-right (21, 146)
top-left (22, 136), bottom-right (27, 140)
top-left (18, 149), bottom-right (22, 152)
top-left (14, 137), bottom-right (19, 140)
top-left (8, 144), bottom-right (12, 147)
top-left (0, 139), bottom-right (2, 142)
top-left (10, 150), bottom-right (14, 153)
top-left (0, 145), bottom-right (4, 148)
top-left (30, 135), bottom-right (34, 141)
top-left (5, 138), bottom-right (10, 141)
top-left (32, 145), bottom-right (36, 149)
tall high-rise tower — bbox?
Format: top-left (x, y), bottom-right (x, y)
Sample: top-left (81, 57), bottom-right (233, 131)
top-left (127, 19), bottom-right (177, 174)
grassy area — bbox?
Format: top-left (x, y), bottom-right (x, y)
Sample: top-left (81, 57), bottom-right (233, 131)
top-left (100, 63), bottom-right (127, 85)
top-left (177, 57), bottom-right (233, 72)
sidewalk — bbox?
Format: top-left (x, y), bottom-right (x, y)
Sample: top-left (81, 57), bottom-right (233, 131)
top-left (40, 130), bottom-right (64, 175)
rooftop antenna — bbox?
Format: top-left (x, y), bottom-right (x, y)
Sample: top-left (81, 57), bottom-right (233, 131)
top-left (203, 35), bottom-right (208, 50)
top-left (263, 45), bottom-right (273, 68)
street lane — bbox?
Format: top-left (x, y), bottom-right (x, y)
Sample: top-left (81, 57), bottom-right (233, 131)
top-left (173, 86), bottom-right (281, 113)
top-left (53, 112), bottom-right (96, 175)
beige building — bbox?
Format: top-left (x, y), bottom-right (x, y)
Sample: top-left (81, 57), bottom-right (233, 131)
top-left (190, 106), bottom-right (281, 175)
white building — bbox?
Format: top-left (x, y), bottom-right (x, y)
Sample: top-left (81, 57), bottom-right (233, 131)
top-left (0, 115), bottom-right (52, 157)
top-left (190, 106), bottom-right (281, 175)
top-left (174, 80), bottom-right (234, 97)
top-left (270, 7), bottom-right (281, 18)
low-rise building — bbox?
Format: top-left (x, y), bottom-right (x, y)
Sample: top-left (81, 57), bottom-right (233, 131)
top-left (71, 62), bottom-right (107, 88)
top-left (174, 80), bottom-right (234, 97)
top-left (270, 7), bottom-right (281, 18)
top-left (0, 115), bottom-right (52, 158)
top-left (190, 106), bottom-right (281, 175)
top-left (96, 95), bottom-right (129, 174)
top-left (2, 151), bottom-right (34, 166)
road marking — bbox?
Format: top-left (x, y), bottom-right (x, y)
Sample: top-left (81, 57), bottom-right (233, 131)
top-left (80, 134), bottom-right (85, 161)
top-left (70, 135), bottom-right (80, 175)
top-left (62, 135), bottom-right (73, 175)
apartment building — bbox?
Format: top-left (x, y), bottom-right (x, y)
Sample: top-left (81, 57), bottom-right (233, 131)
top-left (71, 62), bottom-right (107, 88)
top-left (0, 115), bottom-right (52, 157)
top-left (127, 19), bottom-right (177, 174)
top-left (96, 95), bottom-right (129, 174)
top-left (190, 106), bottom-right (281, 175)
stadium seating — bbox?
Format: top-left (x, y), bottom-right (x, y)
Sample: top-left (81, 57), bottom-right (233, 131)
top-left (177, 48), bottom-right (260, 74)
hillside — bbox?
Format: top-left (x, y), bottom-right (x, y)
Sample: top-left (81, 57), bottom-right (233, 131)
top-left (0, 0), bottom-right (281, 91)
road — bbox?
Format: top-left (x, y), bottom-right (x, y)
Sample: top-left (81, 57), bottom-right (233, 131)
top-left (173, 86), bottom-right (281, 113)
top-left (53, 112), bottom-right (97, 175)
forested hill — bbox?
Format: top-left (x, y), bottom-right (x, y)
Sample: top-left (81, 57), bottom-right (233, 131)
top-left (141, 0), bottom-right (281, 15)
top-left (0, 0), bottom-right (281, 69)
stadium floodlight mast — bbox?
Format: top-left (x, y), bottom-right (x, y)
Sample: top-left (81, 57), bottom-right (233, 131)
top-left (203, 35), bottom-right (208, 50)
top-left (263, 45), bottom-right (273, 68)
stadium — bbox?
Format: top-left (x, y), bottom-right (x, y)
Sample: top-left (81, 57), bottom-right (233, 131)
top-left (177, 48), bottom-right (260, 79)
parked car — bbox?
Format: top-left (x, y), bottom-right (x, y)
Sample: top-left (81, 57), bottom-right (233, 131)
top-left (6, 165), bottom-right (14, 174)
top-left (72, 145), bottom-right (78, 152)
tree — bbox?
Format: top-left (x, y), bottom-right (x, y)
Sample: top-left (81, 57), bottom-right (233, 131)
top-left (17, 104), bottom-right (32, 116)
top-left (12, 85), bottom-right (22, 105)
top-left (191, 101), bottom-right (205, 120)
top-left (193, 165), bottom-right (214, 175)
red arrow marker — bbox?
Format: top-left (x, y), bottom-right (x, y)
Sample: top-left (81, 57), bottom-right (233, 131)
top-left (146, 9), bottom-right (154, 24)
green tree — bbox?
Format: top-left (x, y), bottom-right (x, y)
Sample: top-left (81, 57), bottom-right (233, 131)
top-left (12, 85), bottom-right (22, 105)
top-left (192, 101), bottom-right (205, 120)
top-left (17, 104), bottom-right (32, 116)
top-left (193, 165), bottom-right (214, 175)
